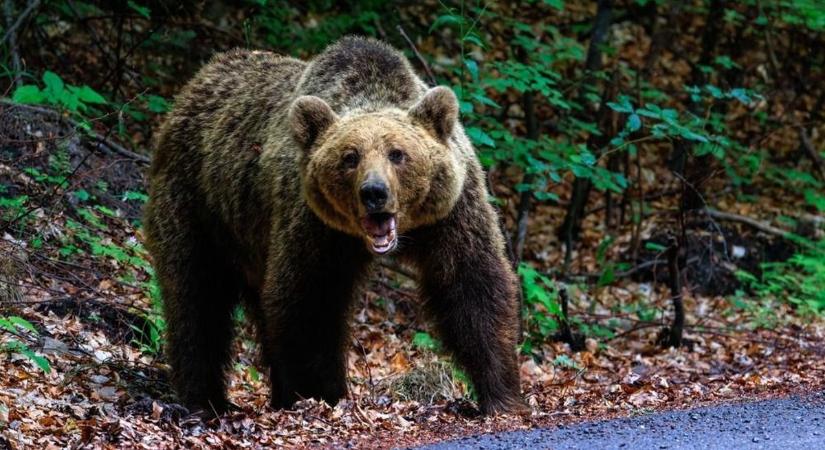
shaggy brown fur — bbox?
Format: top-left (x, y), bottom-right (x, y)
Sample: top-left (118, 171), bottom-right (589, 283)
top-left (143, 37), bottom-right (524, 415)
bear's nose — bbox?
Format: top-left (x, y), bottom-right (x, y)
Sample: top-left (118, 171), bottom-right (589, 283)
top-left (359, 180), bottom-right (389, 212)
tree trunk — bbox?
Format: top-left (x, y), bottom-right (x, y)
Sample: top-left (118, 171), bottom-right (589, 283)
top-left (557, 0), bottom-right (614, 256)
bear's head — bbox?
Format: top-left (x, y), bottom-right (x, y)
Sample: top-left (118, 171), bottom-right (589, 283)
top-left (290, 86), bottom-right (465, 254)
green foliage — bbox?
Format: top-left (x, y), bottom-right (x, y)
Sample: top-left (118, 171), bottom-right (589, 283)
top-left (518, 263), bottom-right (561, 350)
top-left (431, 5), bottom-right (625, 207)
top-left (12, 71), bottom-right (106, 115)
top-left (127, 1), bottom-right (151, 19)
top-left (736, 241), bottom-right (825, 317)
top-left (131, 272), bottom-right (165, 355)
top-left (0, 195), bottom-right (28, 222)
top-left (777, 0), bottom-right (825, 31)
top-left (552, 354), bottom-right (580, 370)
top-left (450, 366), bottom-right (477, 401)
top-left (243, 0), bottom-right (387, 54)
top-left (412, 331), bottom-right (442, 352)
top-left (0, 316), bottom-right (51, 373)
top-left (408, 331), bottom-right (476, 399)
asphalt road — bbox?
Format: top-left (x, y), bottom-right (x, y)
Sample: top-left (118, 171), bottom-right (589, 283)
top-left (417, 392), bottom-right (825, 450)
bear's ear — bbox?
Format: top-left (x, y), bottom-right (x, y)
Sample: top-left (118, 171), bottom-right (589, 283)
top-left (289, 95), bottom-right (338, 150)
top-left (408, 86), bottom-right (458, 143)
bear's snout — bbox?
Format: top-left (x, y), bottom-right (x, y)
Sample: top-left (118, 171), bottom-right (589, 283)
top-left (359, 178), bottom-right (389, 213)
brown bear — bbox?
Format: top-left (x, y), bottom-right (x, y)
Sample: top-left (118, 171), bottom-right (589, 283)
top-left (143, 36), bottom-right (524, 415)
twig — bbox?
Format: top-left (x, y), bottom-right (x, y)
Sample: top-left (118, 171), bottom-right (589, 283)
top-left (608, 322), bottom-right (662, 341)
top-left (0, 100), bottom-right (151, 164)
top-left (1, 0), bottom-right (40, 46)
top-left (88, 133), bottom-right (150, 164)
top-left (757, 0), bottom-right (782, 78)
top-left (703, 208), bottom-right (793, 240)
top-left (684, 327), bottom-right (796, 347)
top-left (396, 25), bottom-right (437, 86)
top-left (372, 17), bottom-right (387, 41)
top-left (797, 125), bottom-right (824, 181)
top-left (3, 0), bottom-right (40, 88)
top-left (564, 255), bottom-right (700, 281)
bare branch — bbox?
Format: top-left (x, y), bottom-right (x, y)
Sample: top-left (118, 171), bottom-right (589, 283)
top-left (0, 100), bottom-right (150, 164)
top-left (396, 25), bottom-right (437, 87)
top-left (3, 0), bottom-right (41, 88)
top-left (2, 0), bottom-right (40, 45)
top-left (797, 126), bottom-right (825, 181)
top-left (704, 208), bottom-right (793, 240)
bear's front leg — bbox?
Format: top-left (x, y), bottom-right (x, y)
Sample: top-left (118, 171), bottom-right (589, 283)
top-left (259, 215), bottom-right (371, 409)
top-left (405, 186), bottom-right (525, 414)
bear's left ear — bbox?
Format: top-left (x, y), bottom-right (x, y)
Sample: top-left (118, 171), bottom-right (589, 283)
top-left (408, 86), bottom-right (458, 143)
top-left (289, 95), bottom-right (338, 151)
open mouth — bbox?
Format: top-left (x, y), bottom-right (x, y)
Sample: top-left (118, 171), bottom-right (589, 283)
top-left (360, 212), bottom-right (398, 254)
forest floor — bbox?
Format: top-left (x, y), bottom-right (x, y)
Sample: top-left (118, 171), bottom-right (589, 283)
top-left (2, 99), bottom-right (825, 449)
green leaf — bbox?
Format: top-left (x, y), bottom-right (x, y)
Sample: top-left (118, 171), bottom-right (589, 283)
top-left (43, 71), bottom-right (64, 97)
top-left (543, 0), bottom-right (565, 10)
top-left (429, 14), bottom-right (461, 32)
top-left (76, 86), bottom-right (107, 104)
top-left (533, 191), bottom-right (559, 202)
top-left (122, 191), bottom-right (149, 202)
top-left (598, 265), bottom-right (615, 287)
top-left (714, 55), bottom-right (740, 69)
top-left (8, 316), bottom-right (38, 334)
top-left (606, 96), bottom-right (634, 114)
top-left (247, 365), bottom-right (260, 382)
top-left (12, 85), bottom-right (44, 104)
top-left (627, 113), bottom-right (642, 132)
top-left (127, 0), bottom-right (151, 19)
top-left (804, 189), bottom-right (825, 212)
top-left (466, 127), bottom-right (495, 148)
top-left (73, 190), bottom-right (91, 202)
top-left (463, 33), bottom-right (485, 48)
top-left (645, 242), bottom-right (667, 252)
top-left (553, 354), bottom-right (580, 369)
top-left (0, 318), bottom-right (14, 332)
top-left (4, 340), bottom-right (50, 373)
top-left (464, 59), bottom-right (479, 82)
top-left (412, 331), bottom-right (441, 351)
top-left (59, 90), bottom-right (81, 112)
top-left (146, 94), bottom-right (170, 113)
top-left (728, 88), bottom-right (752, 104)
top-left (30, 353), bottom-right (52, 373)
top-left (471, 92), bottom-right (500, 108)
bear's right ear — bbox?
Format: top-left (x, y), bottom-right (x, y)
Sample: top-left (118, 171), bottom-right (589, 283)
top-left (289, 95), bottom-right (338, 150)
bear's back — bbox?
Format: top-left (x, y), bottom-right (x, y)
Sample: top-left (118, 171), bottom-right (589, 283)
top-left (296, 36), bottom-right (428, 113)
top-left (171, 50), bottom-right (305, 154)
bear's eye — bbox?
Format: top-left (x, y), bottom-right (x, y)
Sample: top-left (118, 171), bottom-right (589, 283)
top-left (342, 151), bottom-right (360, 169)
top-left (388, 148), bottom-right (405, 165)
